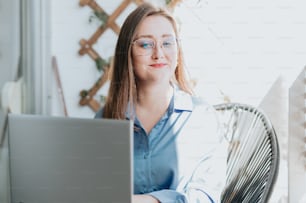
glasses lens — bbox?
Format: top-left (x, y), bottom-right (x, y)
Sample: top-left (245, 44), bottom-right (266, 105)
top-left (162, 38), bottom-right (176, 49)
top-left (132, 37), bottom-right (177, 56)
top-left (133, 39), bottom-right (155, 56)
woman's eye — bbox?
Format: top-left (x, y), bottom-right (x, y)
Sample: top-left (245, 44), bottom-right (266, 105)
top-left (140, 41), bottom-right (154, 49)
top-left (163, 39), bottom-right (175, 48)
top-left (163, 41), bottom-right (172, 47)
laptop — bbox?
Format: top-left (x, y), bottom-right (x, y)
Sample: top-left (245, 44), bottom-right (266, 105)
top-left (8, 113), bottom-right (133, 203)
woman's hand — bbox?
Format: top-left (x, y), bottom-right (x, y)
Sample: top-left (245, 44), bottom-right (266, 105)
top-left (132, 194), bottom-right (160, 203)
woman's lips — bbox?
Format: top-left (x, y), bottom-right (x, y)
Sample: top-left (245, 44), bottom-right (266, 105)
top-left (150, 63), bottom-right (166, 68)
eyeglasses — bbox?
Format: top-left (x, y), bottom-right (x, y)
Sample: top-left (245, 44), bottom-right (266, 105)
top-left (132, 37), bottom-right (178, 56)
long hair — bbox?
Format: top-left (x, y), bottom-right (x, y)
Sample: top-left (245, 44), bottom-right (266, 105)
top-left (103, 2), bottom-right (193, 119)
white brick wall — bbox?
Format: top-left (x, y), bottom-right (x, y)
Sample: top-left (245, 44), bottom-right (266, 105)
top-left (288, 67), bottom-right (306, 203)
top-left (50, 0), bottom-right (306, 117)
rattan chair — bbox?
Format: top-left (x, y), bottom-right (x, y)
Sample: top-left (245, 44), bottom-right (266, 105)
top-left (214, 103), bottom-right (280, 203)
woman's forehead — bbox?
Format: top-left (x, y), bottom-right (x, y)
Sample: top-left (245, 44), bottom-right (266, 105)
top-left (135, 15), bottom-right (176, 38)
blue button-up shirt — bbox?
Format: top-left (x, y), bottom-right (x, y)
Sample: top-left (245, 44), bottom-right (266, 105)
top-left (95, 89), bottom-right (227, 203)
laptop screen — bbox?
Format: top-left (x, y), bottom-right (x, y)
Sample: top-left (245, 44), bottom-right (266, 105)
top-left (8, 113), bottom-right (133, 203)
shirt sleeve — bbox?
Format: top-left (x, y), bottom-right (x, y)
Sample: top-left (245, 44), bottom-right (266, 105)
top-left (179, 139), bottom-right (228, 203)
top-left (149, 189), bottom-right (214, 203)
top-left (149, 189), bottom-right (188, 203)
top-left (175, 99), bottom-right (228, 203)
top-left (94, 108), bottom-right (103, 118)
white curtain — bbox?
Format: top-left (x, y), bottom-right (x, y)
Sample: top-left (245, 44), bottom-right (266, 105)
top-left (20, 0), bottom-right (51, 115)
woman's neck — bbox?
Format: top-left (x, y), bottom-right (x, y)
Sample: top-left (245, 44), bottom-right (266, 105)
top-left (137, 84), bottom-right (173, 109)
top-left (135, 84), bottom-right (174, 134)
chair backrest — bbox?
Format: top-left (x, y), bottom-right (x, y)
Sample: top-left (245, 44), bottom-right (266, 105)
top-left (214, 103), bottom-right (280, 203)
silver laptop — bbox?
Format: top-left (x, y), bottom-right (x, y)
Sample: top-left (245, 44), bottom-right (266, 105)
top-left (8, 113), bottom-right (133, 203)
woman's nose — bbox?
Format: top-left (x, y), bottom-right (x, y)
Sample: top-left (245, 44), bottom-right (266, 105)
top-left (152, 44), bottom-right (165, 59)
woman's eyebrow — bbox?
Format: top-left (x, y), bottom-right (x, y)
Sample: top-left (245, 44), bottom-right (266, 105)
top-left (135, 34), bottom-right (175, 40)
top-left (136, 34), bottom-right (153, 39)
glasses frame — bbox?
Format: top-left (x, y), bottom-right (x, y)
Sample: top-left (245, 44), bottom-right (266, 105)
top-left (131, 36), bottom-right (179, 56)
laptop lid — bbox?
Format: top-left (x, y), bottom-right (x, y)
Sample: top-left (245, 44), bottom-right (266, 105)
top-left (8, 113), bottom-right (133, 203)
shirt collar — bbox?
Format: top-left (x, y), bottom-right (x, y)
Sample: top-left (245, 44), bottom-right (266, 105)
top-left (173, 88), bottom-right (193, 111)
top-left (125, 87), bottom-right (194, 120)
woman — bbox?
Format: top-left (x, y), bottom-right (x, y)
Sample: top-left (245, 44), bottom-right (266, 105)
top-left (95, 2), bottom-right (227, 203)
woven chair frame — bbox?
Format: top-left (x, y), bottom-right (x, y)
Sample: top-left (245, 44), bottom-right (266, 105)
top-left (214, 103), bottom-right (280, 203)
